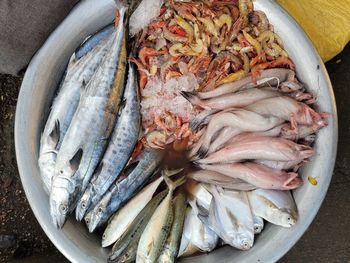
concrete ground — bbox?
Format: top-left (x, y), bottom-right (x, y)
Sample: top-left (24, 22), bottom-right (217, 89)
top-left (0, 44), bottom-right (349, 262)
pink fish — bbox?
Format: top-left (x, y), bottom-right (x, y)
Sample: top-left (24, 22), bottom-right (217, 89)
top-left (198, 162), bottom-right (302, 190)
top-left (197, 136), bottom-right (314, 164)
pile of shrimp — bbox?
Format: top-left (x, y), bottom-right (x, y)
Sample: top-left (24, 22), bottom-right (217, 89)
top-left (132, 0), bottom-right (295, 150)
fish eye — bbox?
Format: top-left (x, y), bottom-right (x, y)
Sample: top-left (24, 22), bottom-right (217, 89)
top-left (60, 170), bottom-right (64, 174)
top-left (287, 217), bottom-right (291, 221)
top-left (102, 234), bottom-right (106, 239)
top-left (59, 204), bottom-right (68, 215)
top-left (85, 219), bottom-right (89, 225)
top-left (81, 202), bottom-right (86, 208)
top-left (98, 207), bottom-right (103, 213)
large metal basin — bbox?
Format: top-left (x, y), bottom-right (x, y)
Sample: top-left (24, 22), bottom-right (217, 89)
top-left (15, 0), bottom-right (338, 262)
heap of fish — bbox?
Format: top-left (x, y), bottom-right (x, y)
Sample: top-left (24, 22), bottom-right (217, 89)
top-left (37, 1), bottom-right (329, 262)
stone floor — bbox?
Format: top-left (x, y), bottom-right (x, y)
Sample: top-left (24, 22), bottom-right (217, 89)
top-left (0, 45), bottom-right (349, 262)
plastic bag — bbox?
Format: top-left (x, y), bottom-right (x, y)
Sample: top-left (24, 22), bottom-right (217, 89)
top-left (277, 0), bottom-right (350, 62)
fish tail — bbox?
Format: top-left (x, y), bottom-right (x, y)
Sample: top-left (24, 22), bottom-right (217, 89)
top-left (180, 91), bottom-right (206, 107)
top-left (163, 174), bottom-right (186, 193)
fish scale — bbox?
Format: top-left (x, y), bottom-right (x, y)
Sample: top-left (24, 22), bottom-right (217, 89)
top-left (50, 7), bottom-right (127, 229)
top-left (75, 62), bottom-right (141, 221)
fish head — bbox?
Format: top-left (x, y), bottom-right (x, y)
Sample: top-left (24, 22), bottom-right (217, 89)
top-left (50, 173), bottom-right (81, 228)
top-left (278, 210), bottom-right (298, 227)
top-left (75, 190), bottom-right (92, 221)
top-left (87, 201), bottom-right (107, 233)
top-left (50, 179), bottom-right (71, 229)
top-left (227, 232), bottom-right (254, 251)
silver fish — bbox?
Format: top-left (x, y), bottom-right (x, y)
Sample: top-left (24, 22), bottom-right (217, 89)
top-left (179, 203), bottom-right (218, 255)
top-left (247, 189), bottom-right (298, 227)
top-left (158, 191), bottom-right (187, 263)
top-left (136, 170), bottom-right (185, 263)
top-left (205, 187), bottom-right (254, 250)
top-left (252, 215), bottom-right (264, 234)
top-left (87, 148), bottom-right (163, 232)
top-left (76, 63), bottom-right (140, 221)
top-left (108, 190), bottom-right (167, 263)
top-left (38, 33), bottom-right (114, 193)
top-left (75, 24), bottom-right (114, 60)
top-left (50, 8), bottom-right (127, 228)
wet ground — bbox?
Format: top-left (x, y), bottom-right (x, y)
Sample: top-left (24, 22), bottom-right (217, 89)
top-left (0, 44), bottom-right (349, 262)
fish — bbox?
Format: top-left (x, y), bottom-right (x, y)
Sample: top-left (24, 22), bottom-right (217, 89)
top-left (252, 215), bottom-right (264, 234)
top-left (158, 191), bottom-right (187, 263)
top-left (50, 8), bottom-right (127, 228)
top-left (87, 148), bottom-right (164, 232)
top-left (181, 87), bottom-right (281, 110)
top-left (75, 24), bottom-right (114, 60)
top-left (245, 96), bottom-right (328, 129)
top-left (197, 136), bottom-right (314, 164)
top-left (102, 175), bottom-right (165, 247)
top-left (190, 109), bottom-right (219, 131)
top-left (136, 169), bottom-right (186, 263)
top-left (196, 109), bottom-right (284, 158)
top-left (204, 187), bottom-right (254, 250)
top-left (108, 190), bottom-right (168, 262)
top-left (198, 162), bottom-right (302, 190)
top-left (185, 180), bottom-right (213, 211)
top-left (196, 68), bottom-right (294, 99)
top-left (38, 32), bottom-right (114, 193)
top-left (179, 202), bottom-right (218, 254)
top-left (254, 159), bottom-right (304, 170)
top-left (76, 62), bottom-right (141, 221)
top-left (247, 189), bottom-right (298, 227)
top-left (187, 169), bottom-right (256, 191)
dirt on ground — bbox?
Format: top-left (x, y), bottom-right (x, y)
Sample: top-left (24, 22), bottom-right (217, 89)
top-left (0, 75), bottom-right (67, 262)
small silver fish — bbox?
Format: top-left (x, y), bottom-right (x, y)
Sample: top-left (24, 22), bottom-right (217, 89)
top-left (247, 189), bottom-right (298, 227)
top-left (158, 191), bottom-right (187, 263)
top-left (136, 169), bottom-right (185, 263)
top-left (108, 190), bottom-right (167, 263)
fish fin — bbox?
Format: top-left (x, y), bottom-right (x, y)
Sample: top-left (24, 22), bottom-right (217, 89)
top-left (69, 148), bottom-right (83, 172)
top-left (162, 168), bottom-right (184, 178)
top-left (181, 91), bottom-right (211, 110)
top-left (146, 239), bottom-right (154, 256)
top-left (196, 146), bottom-right (208, 159)
top-left (93, 161), bottom-right (104, 178)
top-left (48, 120), bottom-right (60, 149)
top-left (118, 99), bottom-right (127, 116)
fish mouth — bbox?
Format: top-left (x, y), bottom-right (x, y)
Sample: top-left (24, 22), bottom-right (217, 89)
top-left (87, 213), bottom-right (100, 233)
top-left (51, 213), bottom-right (66, 229)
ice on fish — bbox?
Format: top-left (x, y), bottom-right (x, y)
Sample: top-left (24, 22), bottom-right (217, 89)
top-left (129, 0), bottom-right (164, 36)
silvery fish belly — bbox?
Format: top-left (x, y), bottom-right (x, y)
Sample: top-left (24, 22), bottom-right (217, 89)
top-left (38, 32), bottom-right (114, 193)
top-left (49, 8), bottom-right (127, 229)
top-left (75, 63), bottom-right (140, 221)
